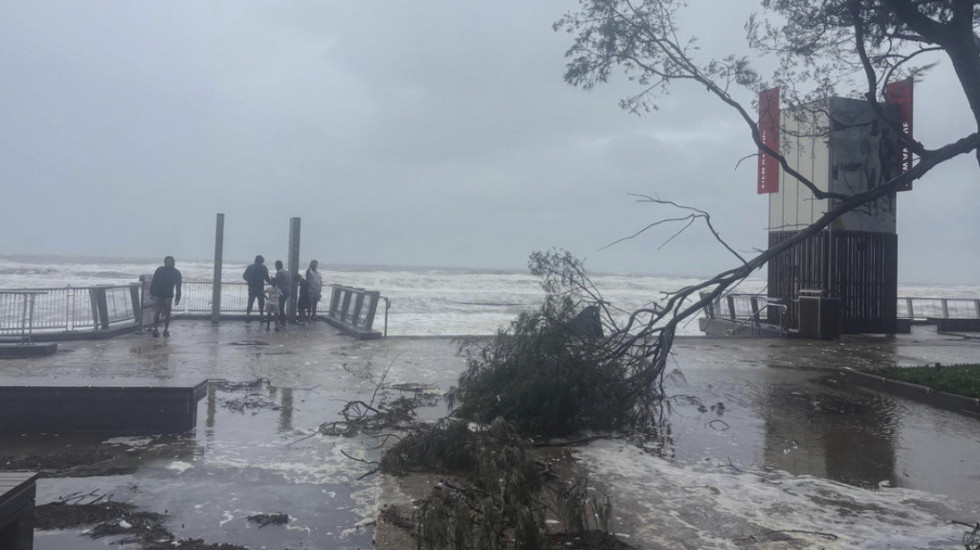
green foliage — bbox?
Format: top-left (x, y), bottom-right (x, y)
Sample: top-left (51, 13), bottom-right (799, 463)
top-left (380, 419), bottom-right (478, 475)
top-left (383, 419), bottom-right (550, 550)
top-left (873, 364), bottom-right (980, 399)
top-left (382, 418), bottom-right (615, 550)
top-left (447, 251), bottom-right (655, 438)
top-left (378, 251), bottom-right (638, 550)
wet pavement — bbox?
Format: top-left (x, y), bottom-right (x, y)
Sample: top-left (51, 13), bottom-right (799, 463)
top-left (0, 321), bottom-right (978, 548)
top-left (0, 321), bottom-right (463, 549)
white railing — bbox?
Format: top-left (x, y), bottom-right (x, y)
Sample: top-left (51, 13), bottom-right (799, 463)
top-left (0, 285), bottom-right (138, 337)
top-left (702, 293), bottom-right (980, 323)
top-left (1, 281), bottom-right (267, 337)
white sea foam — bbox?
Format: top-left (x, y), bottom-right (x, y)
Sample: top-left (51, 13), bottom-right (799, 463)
top-left (575, 440), bottom-right (965, 549)
top-left (2, 255), bottom-right (978, 337)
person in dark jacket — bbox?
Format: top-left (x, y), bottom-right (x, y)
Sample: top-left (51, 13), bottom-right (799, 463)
top-left (243, 255), bottom-right (271, 323)
top-left (149, 256), bottom-right (182, 337)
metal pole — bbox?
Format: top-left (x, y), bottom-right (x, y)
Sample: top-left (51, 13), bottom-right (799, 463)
top-left (211, 213), bottom-right (225, 324)
top-left (287, 217), bottom-right (301, 323)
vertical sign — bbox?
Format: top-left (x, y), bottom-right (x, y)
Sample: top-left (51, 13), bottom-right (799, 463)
top-left (886, 78), bottom-right (914, 191)
top-left (757, 87), bottom-right (780, 194)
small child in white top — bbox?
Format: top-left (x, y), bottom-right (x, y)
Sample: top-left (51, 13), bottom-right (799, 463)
top-left (264, 285), bottom-right (282, 330)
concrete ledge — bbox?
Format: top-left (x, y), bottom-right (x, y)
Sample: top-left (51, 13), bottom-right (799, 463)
top-left (325, 315), bottom-right (383, 340)
top-left (840, 367), bottom-right (980, 415)
top-left (931, 317), bottom-right (980, 332)
top-left (0, 323), bottom-right (139, 344)
top-left (0, 343), bottom-right (58, 359)
top-left (0, 381), bottom-right (209, 434)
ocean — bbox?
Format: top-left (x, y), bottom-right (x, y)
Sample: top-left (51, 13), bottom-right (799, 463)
top-left (1, 254), bottom-right (978, 337)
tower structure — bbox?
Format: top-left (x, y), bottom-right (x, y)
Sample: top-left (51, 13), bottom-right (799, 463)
top-left (759, 82), bottom-right (913, 335)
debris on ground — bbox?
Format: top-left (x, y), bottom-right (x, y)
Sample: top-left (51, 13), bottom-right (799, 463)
top-left (246, 512), bottom-right (289, 528)
top-left (1, 449), bottom-right (113, 471)
top-left (34, 501), bottom-right (252, 550)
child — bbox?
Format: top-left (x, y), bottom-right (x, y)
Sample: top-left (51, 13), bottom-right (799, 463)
top-left (264, 284), bottom-right (282, 331)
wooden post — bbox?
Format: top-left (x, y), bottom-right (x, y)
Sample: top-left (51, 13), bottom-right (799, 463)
top-left (287, 217), bottom-right (301, 323)
top-left (211, 213), bottom-right (224, 324)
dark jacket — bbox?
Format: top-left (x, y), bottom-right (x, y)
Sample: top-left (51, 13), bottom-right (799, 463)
top-left (150, 266), bottom-right (182, 299)
top-left (274, 269), bottom-right (292, 295)
top-left (243, 263), bottom-right (270, 290)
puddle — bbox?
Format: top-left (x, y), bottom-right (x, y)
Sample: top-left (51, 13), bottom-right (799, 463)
top-left (5, 381), bottom-right (380, 549)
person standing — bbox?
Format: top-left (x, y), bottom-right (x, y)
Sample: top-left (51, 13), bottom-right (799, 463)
top-left (149, 256), bottom-right (182, 337)
top-left (272, 260), bottom-right (292, 325)
top-left (243, 255), bottom-right (271, 323)
top-left (306, 259), bottom-right (323, 320)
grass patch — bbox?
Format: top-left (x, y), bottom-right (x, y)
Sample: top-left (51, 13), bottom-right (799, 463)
top-left (873, 364), bottom-right (980, 399)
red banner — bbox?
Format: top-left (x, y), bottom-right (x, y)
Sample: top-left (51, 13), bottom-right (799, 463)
top-left (886, 78), bottom-right (913, 191)
top-left (757, 88), bottom-right (780, 194)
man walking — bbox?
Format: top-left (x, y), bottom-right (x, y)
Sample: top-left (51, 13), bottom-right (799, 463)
top-left (150, 256), bottom-right (182, 337)
top-left (243, 255), bottom-right (271, 323)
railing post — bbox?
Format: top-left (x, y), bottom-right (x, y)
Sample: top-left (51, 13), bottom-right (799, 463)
top-left (699, 291), bottom-right (714, 319)
top-left (351, 292), bottom-right (365, 327)
top-left (906, 297), bottom-right (914, 320)
top-left (329, 285), bottom-right (341, 317)
top-left (363, 291), bottom-right (380, 332)
top-left (750, 297), bottom-right (760, 326)
top-left (941, 299), bottom-right (949, 319)
top-left (66, 287), bottom-right (74, 332)
top-left (340, 289), bottom-right (353, 322)
top-left (975, 299), bottom-right (980, 319)
top-left (726, 296), bottom-right (736, 322)
top-left (20, 294), bottom-right (29, 341)
top-left (129, 283), bottom-right (142, 325)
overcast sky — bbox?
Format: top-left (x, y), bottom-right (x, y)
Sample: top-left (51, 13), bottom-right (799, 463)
top-left (1, 1), bottom-right (977, 283)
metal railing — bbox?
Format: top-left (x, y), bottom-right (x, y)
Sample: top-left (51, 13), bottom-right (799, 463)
top-left (1, 282), bottom-right (260, 336)
top-left (703, 293), bottom-right (980, 325)
top-left (0, 285), bottom-right (139, 336)
top-left (897, 297), bottom-right (980, 321)
top-left (702, 292), bottom-right (783, 324)
top-left (170, 281), bottom-right (251, 314)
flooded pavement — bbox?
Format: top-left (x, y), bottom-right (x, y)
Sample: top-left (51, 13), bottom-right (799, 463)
top-left (1, 322), bottom-right (978, 548)
top-left (0, 323), bottom-right (464, 549)
top-left (574, 330), bottom-right (980, 549)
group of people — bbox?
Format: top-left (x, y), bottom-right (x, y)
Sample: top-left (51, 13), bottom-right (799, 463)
top-left (242, 255), bottom-right (323, 330)
top-left (146, 255), bottom-right (323, 336)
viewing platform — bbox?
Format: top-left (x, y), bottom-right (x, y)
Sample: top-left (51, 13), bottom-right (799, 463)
top-left (0, 279), bottom-right (388, 344)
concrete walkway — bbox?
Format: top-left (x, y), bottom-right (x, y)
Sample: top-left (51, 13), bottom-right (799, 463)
top-left (1, 322), bottom-right (978, 549)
